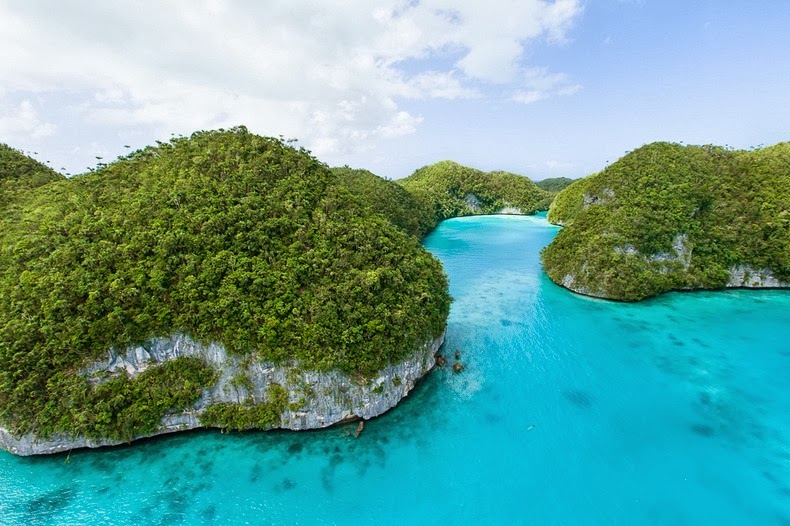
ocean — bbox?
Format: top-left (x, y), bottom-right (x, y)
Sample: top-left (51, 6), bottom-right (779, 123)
top-left (2, 214), bottom-right (788, 525)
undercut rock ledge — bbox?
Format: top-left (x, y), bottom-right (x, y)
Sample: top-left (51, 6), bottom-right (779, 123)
top-left (0, 332), bottom-right (444, 456)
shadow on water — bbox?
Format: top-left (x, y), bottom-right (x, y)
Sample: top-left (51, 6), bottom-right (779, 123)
top-left (280, 477), bottom-right (297, 491)
top-left (200, 504), bottom-right (217, 523)
top-left (667, 333), bottom-right (686, 347)
top-left (21, 486), bottom-right (76, 524)
top-left (562, 388), bottom-right (594, 409)
top-left (8, 363), bottom-right (455, 518)
top-left (690, 424), bottom-right (716, 438)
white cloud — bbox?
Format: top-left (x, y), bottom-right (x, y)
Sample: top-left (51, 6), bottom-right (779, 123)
top-left (512, 67), bottom-right (582, 104)
top-left (0, 0), bottom-right (582, 166)
top-left (408, 71), bottom-right (478, 99)
top-left (514, 91), bottom-right (547, 104)
top-left (0, 100), bottom-right (56, 139)
top-left (544, 159), bottom-right (574, 170)
top-left (558, 85), bottom-right (582, 96)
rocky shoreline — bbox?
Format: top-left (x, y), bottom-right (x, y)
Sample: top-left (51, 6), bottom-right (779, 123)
top-left (0, 332), bottom-right (444, 456)
top-left (558, 263), bottom-right (789, 301)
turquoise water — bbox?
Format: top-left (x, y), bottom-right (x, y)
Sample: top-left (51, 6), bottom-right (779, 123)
top-left (2, 215), bottom-right (789, 525)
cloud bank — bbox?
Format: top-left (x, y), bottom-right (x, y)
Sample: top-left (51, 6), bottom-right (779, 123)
top-left (0, 0), bottom-right (582, 168)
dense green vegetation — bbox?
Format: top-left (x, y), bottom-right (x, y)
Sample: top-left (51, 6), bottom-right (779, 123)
top-left (331, 167), bottom-right (435, 237)
top-left (542, 142), bottom-right (790, 301)
top-left (200, 384), bottom-right (289, 431)
top-left (0, 127), bottom-right (450, 438)
top-left (0, 143), bottom-right (63, 209)
top-left (398, 160), bottom-right (551, 223)
top-left (47, 357), bottom-right (217, 442)
top-left (545, 176), bottom-right (595, 226)
top-left (535, 176), bottom-right (576, 193)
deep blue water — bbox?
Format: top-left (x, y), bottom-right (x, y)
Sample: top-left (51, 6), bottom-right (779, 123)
top-left (2, 214), bottom-right (789, 525)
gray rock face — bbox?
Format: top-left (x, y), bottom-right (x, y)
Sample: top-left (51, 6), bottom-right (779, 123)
top-left (726, 265), bottom-right (789, 288)
top-left (613, 233), bottom-right (692, 275)
top-left (560, 273), bottom-right (609, 300)
top-left (464, 193), bottom-right (482, 211)
top-left (582, 188), bottom-right (614, 208)
top-left (558, 259), bottom-right (788, 300)
top-left (0, 333), bottom-right (444, 456)
top-left (495, 206), bottom-right (523, 215)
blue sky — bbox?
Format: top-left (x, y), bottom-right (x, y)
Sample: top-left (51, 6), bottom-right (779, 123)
top-left (1, 0), bottom-right (788, 180)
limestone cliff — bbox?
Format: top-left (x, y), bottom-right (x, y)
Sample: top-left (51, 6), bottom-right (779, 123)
top-left (557, 261), bottom-right (789, 301)
top-left (0, 333), bottom-right (444, 456)
top-left (725, 265), bottom-right (790, 288)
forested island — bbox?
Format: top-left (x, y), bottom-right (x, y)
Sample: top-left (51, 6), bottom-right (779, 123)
top-left (542, 141), bottom-right (789, 301)
top-left (534, 176), bottom-right (577, 194)
top-left (398, 160), bottom-right (551, 221)
top-left (0, 128), bottom-right (550, 455)
top-left (0, 129), bottom-right (456, 454)
top-left (1, 130), bottom-right (787, 455)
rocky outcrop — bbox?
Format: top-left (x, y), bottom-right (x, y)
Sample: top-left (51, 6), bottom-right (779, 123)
top-left (582, 188), bottom-right (614, 208)
top-left (494, 206), bottom-right (523, 215)
top-left (555, 233), bottom-right (787, 300)
top-left (726, 265), bottom-right (790, 288)
top-left (0, 333), bottom-right (444, 456)
top-left (613, 233), bottom-right (692, 275)
top-left (463, 194), bottom-right (524, 215)
top-left (559, 273), bottom-right (609, 300)
top-left (557, 259), bottom-right (789, 301)
top-left (464, 193), bottom-right (482, 211)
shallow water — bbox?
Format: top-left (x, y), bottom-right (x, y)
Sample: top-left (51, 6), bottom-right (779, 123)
top-left (2, 214), bottom-right (789, 525)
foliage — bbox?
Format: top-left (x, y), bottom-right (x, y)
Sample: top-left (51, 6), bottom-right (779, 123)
top-left (199, 384), bottom-right (289, 431)
top-left (85, 357), bottom-right (216, 441)
top-left (332, 166), bottom-right (435, 237)
top-left (546, 176), bottom-right (592, 225)
top-left (397, 160), bottom-right (551, 223)
top-left (22, 356), bottom-right (216, 440)
top-left (535, 177), bottom-right (577, 193)
top-left (0, 143), bottom-right (63, 211)
top-left (0, 127), bottom-right (450, 437)
top-left (542, 141), bottom-right (790, 301)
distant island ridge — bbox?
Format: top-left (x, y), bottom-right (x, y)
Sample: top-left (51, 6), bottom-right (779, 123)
top-left (0, 128), bottom-right (786, 454)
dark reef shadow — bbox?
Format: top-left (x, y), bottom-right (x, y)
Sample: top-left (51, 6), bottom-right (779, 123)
top-left (562, 389), bottom-right (593, 409)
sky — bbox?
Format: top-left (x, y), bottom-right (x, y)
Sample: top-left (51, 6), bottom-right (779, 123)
top-left (1, 0), bottom-right (788, 181)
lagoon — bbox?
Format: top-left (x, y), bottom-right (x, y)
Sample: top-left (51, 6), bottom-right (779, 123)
top-left (1, 214), bottom-right (789, 524)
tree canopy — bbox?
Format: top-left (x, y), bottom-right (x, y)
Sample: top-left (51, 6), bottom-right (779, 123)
top-left (0, 143), bottom-right (64, 210)
top-left (331, 166), bottom-right (435, 237)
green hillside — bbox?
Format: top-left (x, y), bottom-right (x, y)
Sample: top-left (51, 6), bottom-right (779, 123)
top-left (0, 128), bottom-right (450, 440)
top-left (545, 175), bottom-right (596, 226)
top-left (535, 176), bottom-right (576, 193)
top-left (331, 166), bottom-right (435, 237)
top-left (542, 141), bottom-right (790, 301)
top-left (398, 160), bottom-right (551, 223)
top-left (0, 143), bottom-right (64, 209)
